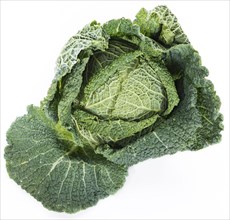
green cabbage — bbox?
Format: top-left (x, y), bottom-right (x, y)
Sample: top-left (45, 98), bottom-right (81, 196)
top-left (5, 5), bottom-right (223, 213)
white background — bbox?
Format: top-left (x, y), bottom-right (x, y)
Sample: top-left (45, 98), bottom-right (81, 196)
top-left (1, 1), bottom-right (229, 219)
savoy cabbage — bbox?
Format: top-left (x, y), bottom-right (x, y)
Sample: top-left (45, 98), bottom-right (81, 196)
top-left (5, 5), bottom-right (223, 213)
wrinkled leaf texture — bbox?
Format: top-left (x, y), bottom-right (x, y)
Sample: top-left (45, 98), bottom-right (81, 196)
top-left (5, 5), bottom-right (223, 213)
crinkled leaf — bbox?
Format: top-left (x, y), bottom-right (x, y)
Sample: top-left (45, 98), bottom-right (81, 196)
top-left (72, 110), bottom-right (159, 147)
top-left (95, 45), bottom-right (222, 166)
top-left (135, 5), bottom-right (189, 46)
top-left (95, 78), bottom-right (201, 166)
top-left (41, 22), bottom-right (109, 123)
top-left (5, 106), bottom-right (127, 213)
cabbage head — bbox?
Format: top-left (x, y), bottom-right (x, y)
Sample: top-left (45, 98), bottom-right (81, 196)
top-left (5, 5), bottom-right (223, 213)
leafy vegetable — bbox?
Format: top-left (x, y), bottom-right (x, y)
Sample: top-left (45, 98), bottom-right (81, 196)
top-left (5, 5), bottom-right (223, 213)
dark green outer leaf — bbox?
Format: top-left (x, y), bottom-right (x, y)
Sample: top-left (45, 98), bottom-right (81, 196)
top-left (165, 44), bottom-right (223, 150)
top-left (5, 106), bottom-right (127, 213)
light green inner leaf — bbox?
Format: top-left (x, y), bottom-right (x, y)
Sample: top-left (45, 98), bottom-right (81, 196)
top-left (80, 39), bottom-right (168, 121)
